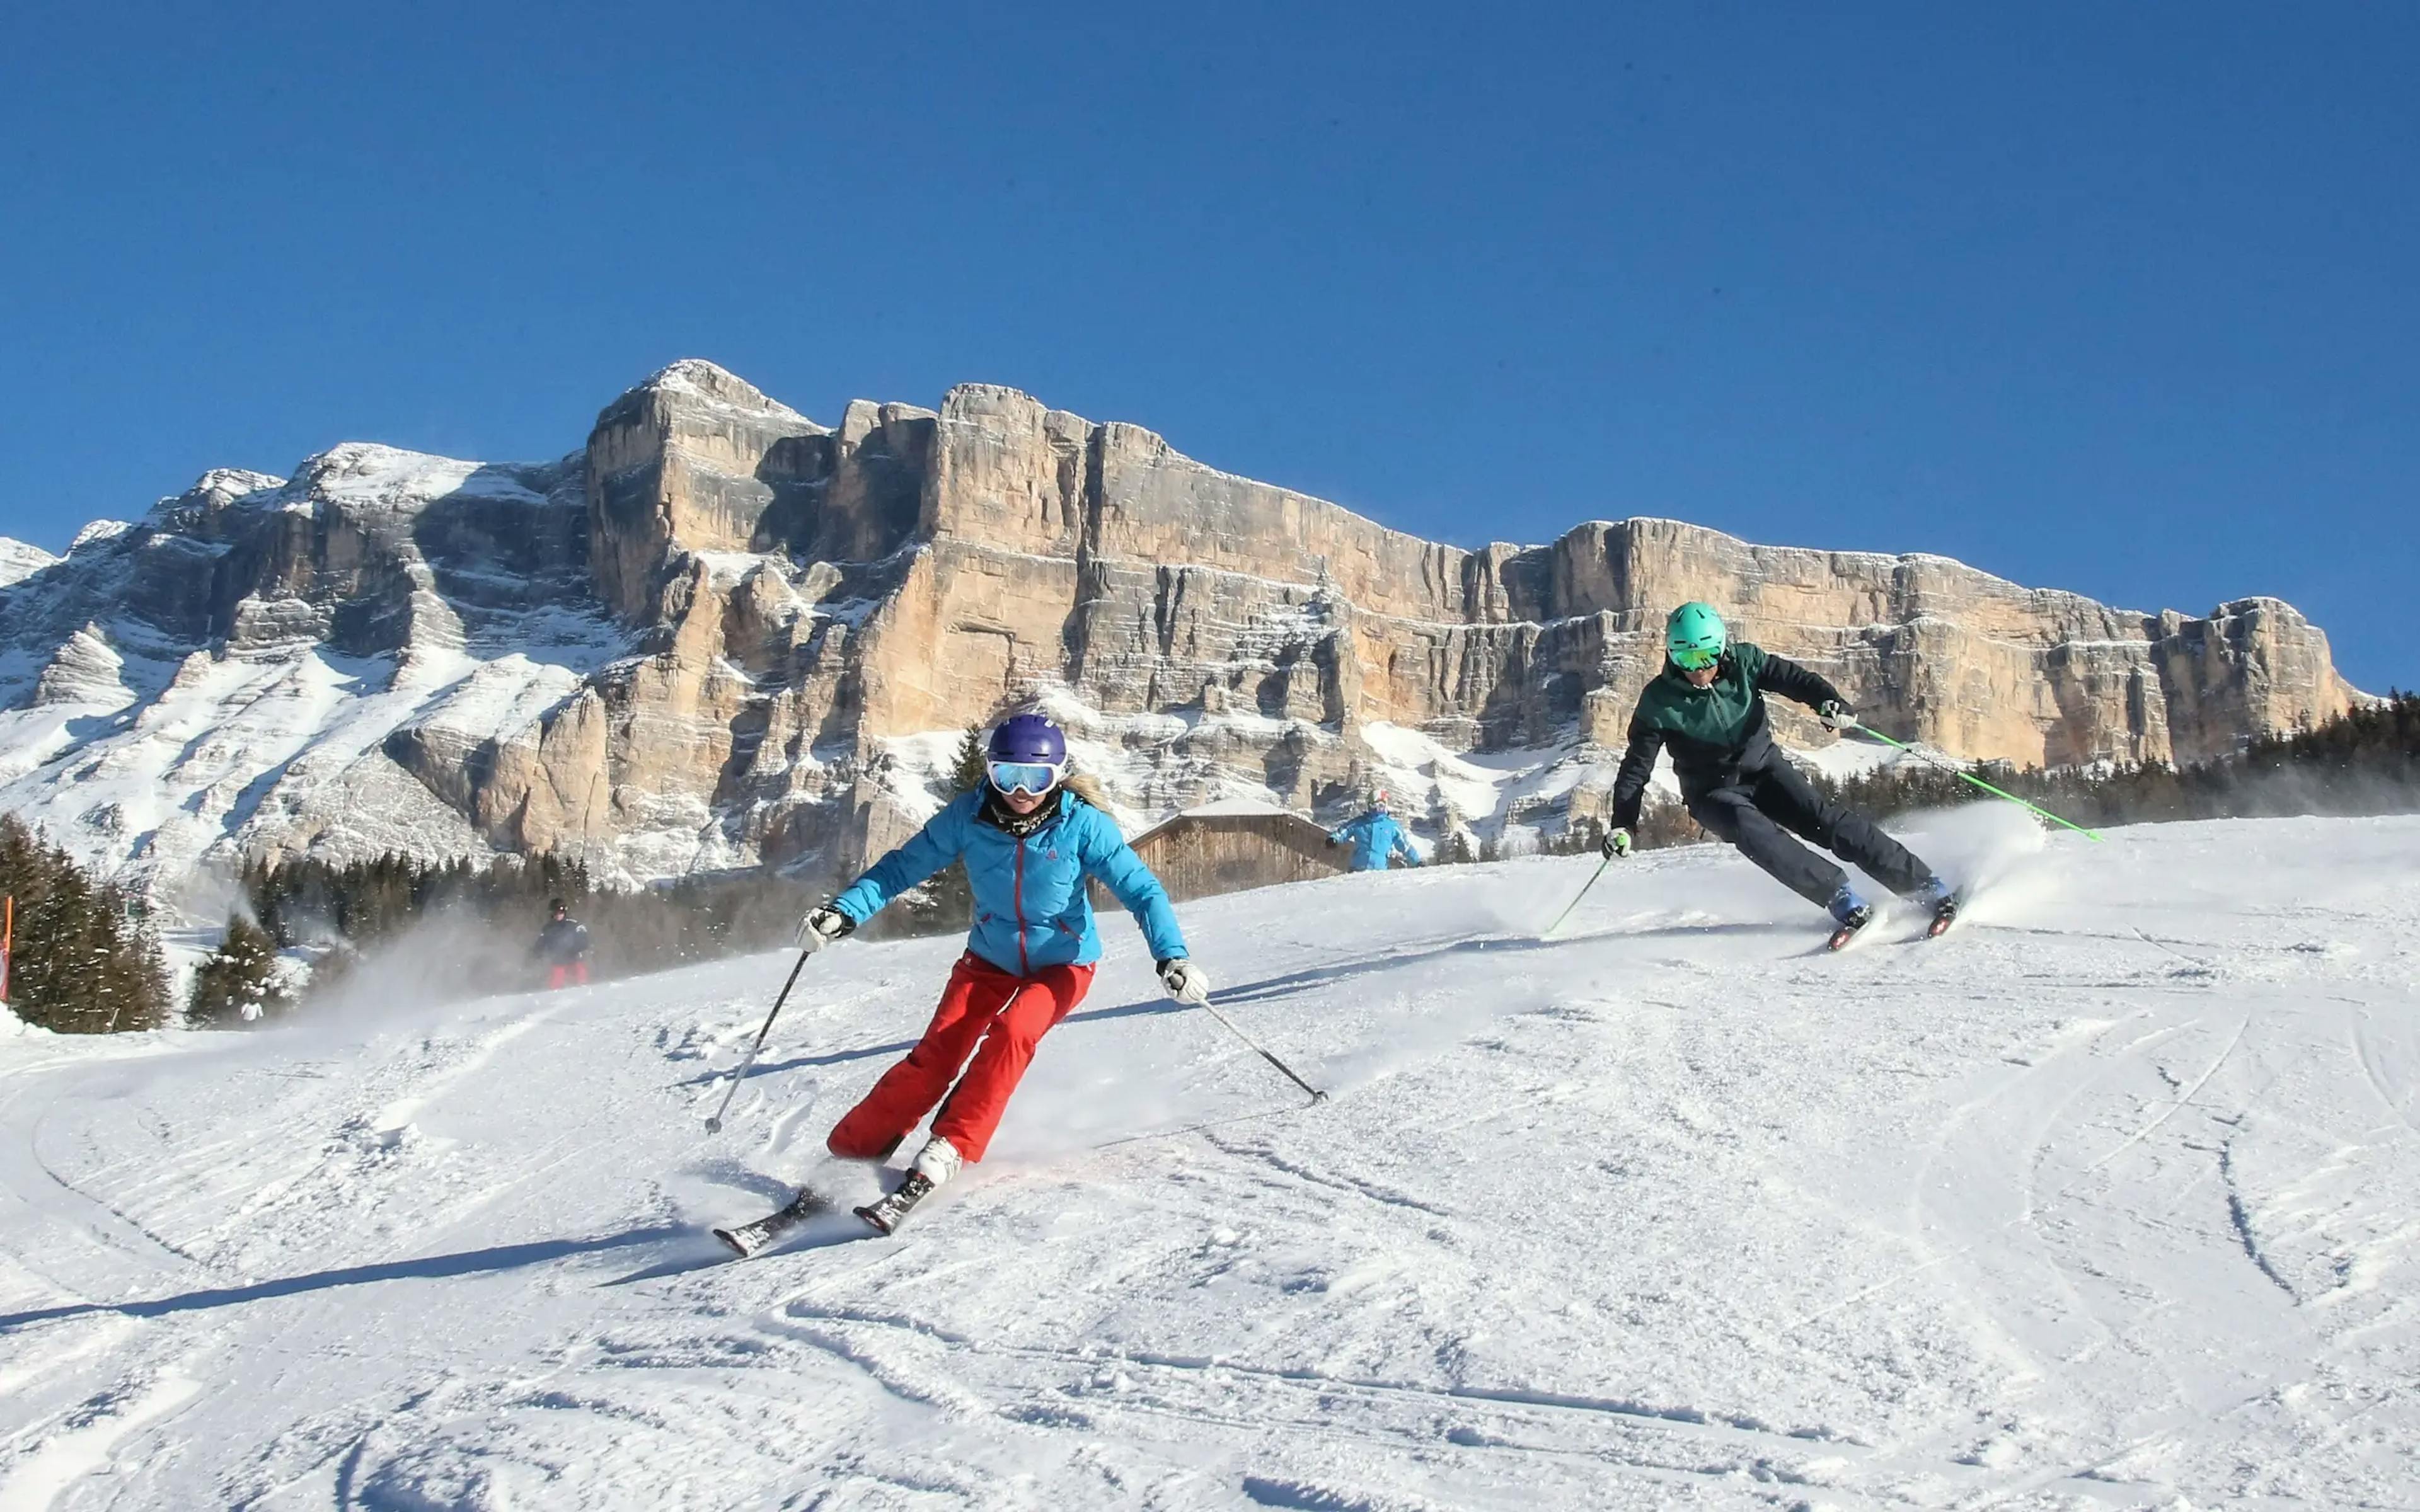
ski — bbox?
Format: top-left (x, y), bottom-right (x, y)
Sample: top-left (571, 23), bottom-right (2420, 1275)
top-left (854, 1171), bottom-right (936, 1236)
top-left (713, 1187), bottom-right (830, 1259)
top-left (1923, 889), bottom-right (1965, 939)
top-left (1824, 903), bottom-right (1877, 952)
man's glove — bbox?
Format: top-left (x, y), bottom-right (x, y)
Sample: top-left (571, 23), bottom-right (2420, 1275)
top-left (1600, 827), bottom-right (1632, 860)
top-left (1157, 957), bottom-right (1212, 1007)
top-left (796, 903), bottom-right (854, 954)
top-left (1818, 700), bottom-right (1858, 733)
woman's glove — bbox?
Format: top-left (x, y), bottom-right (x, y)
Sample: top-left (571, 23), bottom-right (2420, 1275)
top-left (1818, 700), bottom-right (1858, 732)
top-left (796, 903), bottom-right (854, 954)
top-left (1157, 957), bottom-right (1212, 1006)
top-left (1601, 827), bottom-right (1632, 859)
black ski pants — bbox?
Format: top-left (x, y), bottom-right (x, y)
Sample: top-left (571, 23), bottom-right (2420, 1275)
top-left (1684, 758), bottom-right (1938, 912)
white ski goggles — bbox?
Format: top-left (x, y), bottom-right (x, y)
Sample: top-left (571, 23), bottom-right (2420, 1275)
top-left (987, 759), bottom-right (1066, 797)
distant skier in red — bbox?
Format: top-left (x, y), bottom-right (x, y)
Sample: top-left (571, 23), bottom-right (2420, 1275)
top-left (533, 899), bottom-right (592, 988)
top-left (793, 713), bottom-right (1210, 1234)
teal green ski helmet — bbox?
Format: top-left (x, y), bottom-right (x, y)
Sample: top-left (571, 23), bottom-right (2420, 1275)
top-left (1665, 602), bottom-right (1728, 671)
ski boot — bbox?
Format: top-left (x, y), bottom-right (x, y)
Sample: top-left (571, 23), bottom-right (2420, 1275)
top-left (1920, 880), bottom-right (1961, 939)
top-left (854, 1137), bottom-right (962, 1235)
top-left (1824, 887), bottom-right (1876, 952)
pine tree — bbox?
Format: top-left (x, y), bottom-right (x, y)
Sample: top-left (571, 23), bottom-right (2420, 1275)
top-left (950, 724), bottom-right (988, 793)
top-left (188, 916), bottom-right (287, 1027)
top-left (900, 725), bottom-right (987, 934)
top-left (0, 815), bottom-right (170, 1033)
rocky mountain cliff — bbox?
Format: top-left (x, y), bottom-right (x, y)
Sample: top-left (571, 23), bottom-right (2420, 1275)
top-left (0, 360), bottom-right (2358, 908)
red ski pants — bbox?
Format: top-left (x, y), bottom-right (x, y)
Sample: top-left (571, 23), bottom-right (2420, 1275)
top-left (826, 953), bottom-right (1095, 1165)
top-left (547, 961), bottom-right (590, 990)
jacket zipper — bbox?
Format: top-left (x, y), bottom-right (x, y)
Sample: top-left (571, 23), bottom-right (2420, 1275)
top-left (1013, 835), bottom-right (1029, 976)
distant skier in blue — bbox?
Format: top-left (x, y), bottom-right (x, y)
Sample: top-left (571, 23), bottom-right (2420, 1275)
top-left (1328, 793), bottom-right (1421, 871)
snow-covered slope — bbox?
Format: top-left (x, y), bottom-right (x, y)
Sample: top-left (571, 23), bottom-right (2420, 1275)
top-left (0, 536), bottom-right (58, 588)
top-left (4, 812), bottom-right (2418, 1508)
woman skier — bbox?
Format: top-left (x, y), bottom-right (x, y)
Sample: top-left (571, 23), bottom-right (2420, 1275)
top-left (1599, 602), bottom-right (1957, 948)
top-left (792, 713), bottom-right (1211, 1234)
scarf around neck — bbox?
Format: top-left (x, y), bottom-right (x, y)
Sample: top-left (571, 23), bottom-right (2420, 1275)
top-left (981, 787), bottom-right (1057, 838)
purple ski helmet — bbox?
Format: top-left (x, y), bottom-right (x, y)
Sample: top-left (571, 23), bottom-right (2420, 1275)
top-left (987, 712), bottom-right (1068, 767)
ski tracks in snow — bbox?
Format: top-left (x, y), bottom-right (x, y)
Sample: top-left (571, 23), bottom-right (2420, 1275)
top-left (1772, 820), bottom-right (2420, 1508)
top-left (5, 816), bottom-right (2420, 1507)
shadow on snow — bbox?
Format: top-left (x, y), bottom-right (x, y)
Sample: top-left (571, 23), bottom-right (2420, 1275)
top-left (0, 1225), bottom-right (687, 1331)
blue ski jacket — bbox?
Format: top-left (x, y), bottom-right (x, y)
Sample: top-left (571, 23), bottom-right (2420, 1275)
top-left (1329, 811), bottom-right (1420, 872)
top-left (831, 789), bottom-right (1189, 976)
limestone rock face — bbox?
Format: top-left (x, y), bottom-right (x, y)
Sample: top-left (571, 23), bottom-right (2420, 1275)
top-left (589, 359), bottom-right (836, 619)
top-left (0, 360), bottom-right (2361, 905)
top-left (854, 392), bottom-right (2354, 776)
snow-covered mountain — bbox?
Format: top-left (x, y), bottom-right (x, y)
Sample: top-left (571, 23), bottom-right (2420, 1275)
top-left (0, 360), bottom-right (2358, 915)
top-left (3, 811), bottom-right (2416, 1507)
top-left (0, 452), bottom-right (619, 912)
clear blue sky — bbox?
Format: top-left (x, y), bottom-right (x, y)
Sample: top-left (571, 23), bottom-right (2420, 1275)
top-left (3, 3), bottom-right (2413, 690)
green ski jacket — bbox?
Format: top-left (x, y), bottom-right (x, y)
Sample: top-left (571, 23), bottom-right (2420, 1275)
top-left (1608, 641), bottom-right (1846, 830)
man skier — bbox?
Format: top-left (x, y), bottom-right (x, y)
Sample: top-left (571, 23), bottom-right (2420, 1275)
top-left (533, 899), bottom-right (592, 988)
top-left (1599, 603), bottom-right (1957, 948)
top-left (1328, 793), bottom-right (1420, 871)
top-left (792, 713), bottom-right (1209, 1235)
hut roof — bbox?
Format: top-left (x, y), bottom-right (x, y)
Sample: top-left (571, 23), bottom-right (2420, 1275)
top-left (1129, 803), bottom-right (1340, 869)
top-left (1131, 799), bottom-right (1310, 845)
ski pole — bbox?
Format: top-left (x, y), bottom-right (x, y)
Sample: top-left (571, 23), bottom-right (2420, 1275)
top-left (1849, 723), bottom-right (2103, 842)
top-left (704, 946), bottom-right (815, 1134)
top-left (1199, 997), bottom-right (1327, 1104)
top-left (1540, 855), bottom-right (1610, 939)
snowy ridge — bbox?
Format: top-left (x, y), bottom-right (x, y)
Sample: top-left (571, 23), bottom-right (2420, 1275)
top-left (616, 358), bottom-right (824, 433)
top-left (0, 536), bottom-right (58, 588)
top-left (67, 520), bottom-right (132, 552)
top-left (2, 812), bottom-right (2416, 1506)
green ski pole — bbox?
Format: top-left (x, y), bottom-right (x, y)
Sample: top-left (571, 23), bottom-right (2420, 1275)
top-left (1849, 723), bottom-right (2103, 842)
top-left (1541, 855), bottom-right (1611, 938)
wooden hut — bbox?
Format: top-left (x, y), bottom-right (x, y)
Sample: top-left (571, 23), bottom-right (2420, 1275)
top-left (1102, 800), bottom-right (1346, 906)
